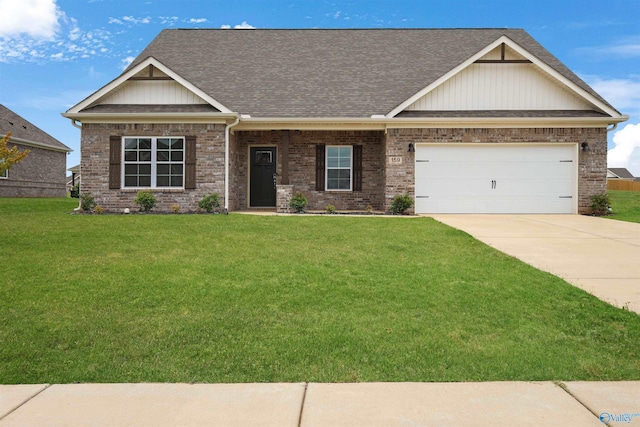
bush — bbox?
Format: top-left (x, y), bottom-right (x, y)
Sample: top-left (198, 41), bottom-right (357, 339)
top-left (289, 192), bottom-right (307, 213)
top-left (391, 194), bottom-right (414, 215)
top-left (80, 193), bottom-right (96, 212)
top-left (198, 193), bottom-right (221, 213)
top-left (325, 204), bottom-right (336, 214)
top-left (171, 204), bottom-right (181, 213)
top-left (135, 191), bottom-right (157, 213)
top-left (590, 192), bottom-right (610, 216)
top-left (93, 205), bottom-right (105, 215)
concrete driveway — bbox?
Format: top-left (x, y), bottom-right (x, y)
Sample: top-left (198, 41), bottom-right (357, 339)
top-left (430, 215), bottom-right (640, 314)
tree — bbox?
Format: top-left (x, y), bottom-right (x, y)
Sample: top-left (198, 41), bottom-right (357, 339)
top-left (0, 132), bottom-right (30, 173)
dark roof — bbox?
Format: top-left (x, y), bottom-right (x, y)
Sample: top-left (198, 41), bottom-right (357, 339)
top-left (124, 28), bottom-right (617, 118)
top-left (608, 168), bottom-right (635, 179)
top-left (0, 104), bottom-right (71, 151)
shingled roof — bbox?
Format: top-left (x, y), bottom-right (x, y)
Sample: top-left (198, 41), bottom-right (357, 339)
top-left (1, 104), bottom-right (70, 151)
top-left (123, 28), bottom-right (617, 118)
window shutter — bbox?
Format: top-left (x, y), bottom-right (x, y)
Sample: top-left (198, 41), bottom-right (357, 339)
top-left (315, 144), bottom-right (325, 191)
top-left (185, 135), bottom-right (196, 189)
top-left (353, 145), bottom-right (363, 192)
top-left (109, 136), bottom-right (121, 189)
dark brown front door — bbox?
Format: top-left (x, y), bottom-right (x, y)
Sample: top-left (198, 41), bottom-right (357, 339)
top-left (250, 146), bottom-right (277, 207)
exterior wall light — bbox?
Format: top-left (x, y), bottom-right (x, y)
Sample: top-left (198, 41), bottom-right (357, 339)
top-left (581, 142), bottom-right (589, 151)
top-left (408, 142), bottom-right (415, 153)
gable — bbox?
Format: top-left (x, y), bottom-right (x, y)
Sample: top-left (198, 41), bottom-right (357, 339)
top-left (405, 45), bottom-right (592, 111)
top-left (65, 57), bottom-right (232, 115)
top-left (390, 37), bottom-right (619, 118)
top-left (98, 65), bottom-right (208, 106)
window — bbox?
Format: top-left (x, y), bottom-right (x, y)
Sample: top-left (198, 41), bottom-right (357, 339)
top-left (0, 167), bottom-right (7, 179)
top-left (122, 137), bottom-right (184, 188)
top-left (326, 146), bottom-right (352, 190)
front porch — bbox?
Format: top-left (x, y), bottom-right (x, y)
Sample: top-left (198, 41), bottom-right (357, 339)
top-left (228, 130), bottom-right (390, 213)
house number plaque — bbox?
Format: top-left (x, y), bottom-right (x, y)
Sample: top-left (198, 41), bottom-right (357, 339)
top-left (388, 156), bottom-right (403, 164)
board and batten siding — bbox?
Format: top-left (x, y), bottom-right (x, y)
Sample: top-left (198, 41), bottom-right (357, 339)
top-left (406, 63), bottom-right (591, 111)
top-left (100, 80), bottom-right (208, 105)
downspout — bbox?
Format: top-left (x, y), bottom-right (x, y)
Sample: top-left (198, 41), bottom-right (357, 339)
top-left (224, 115), bottom-right (241, 214)
top-left (68, 119), bottom-right (83, 210)
top-left (607, 123), bottom-right (618, 132)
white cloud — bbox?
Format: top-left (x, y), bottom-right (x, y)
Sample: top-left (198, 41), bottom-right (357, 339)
top-left (576, 36), bottom-right (640, 59)
top-left (189, 18), bottom-right (207, 24)
top-left (121, 16), bottom-right (151, 25)
top-left (0, 0), bottom-right (61, 40)
top-left (160, 16), bottom-right (179, 25)
top-left (121, 56), bottom-right (135, 70)
top-left (221, 21), bottom-right (255, 29)
top-left (582, 75), bottom-right (640, 116)
top-left (108, 17), bottom-right (123, 25)
top-left (609, 121), bottom-right (640, 177)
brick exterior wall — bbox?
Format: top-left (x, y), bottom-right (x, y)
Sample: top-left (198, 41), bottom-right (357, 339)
top-left (384, 127), bottom-right (608, 214)
top-left (81, 124), bottom-right (606, 214)
top-left (233, 130), bottom-right (386, 211)
top-left (0, 143), bottom-right (67, 197)
top-left (80, 123), bottom-right (225, 212)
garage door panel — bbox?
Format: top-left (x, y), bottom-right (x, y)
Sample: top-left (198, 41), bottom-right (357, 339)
top-left (414, 144), bottom-right (576, 214)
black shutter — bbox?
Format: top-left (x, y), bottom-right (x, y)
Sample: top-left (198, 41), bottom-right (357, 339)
top-left (185, 135), bottom-right (196, 189)
top-left (315, 144), bottom-right (325, 191)
top-left (109, 136), bottom-right (121, 189)
top-left (353, 145), bottom-right (362, 192)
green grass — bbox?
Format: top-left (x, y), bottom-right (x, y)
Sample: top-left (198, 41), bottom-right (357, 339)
top-left (607, 190), bottom-right (640, 223)
top-left (1, 198), bottom-right (639, 384)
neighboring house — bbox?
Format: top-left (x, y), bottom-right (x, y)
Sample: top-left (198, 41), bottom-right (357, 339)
top-left (63, 29), bottom-right (627, 214)
top-left (1, 104), bottom-right (72, 197)
top-left (607, 168), bottom-right (635, 180)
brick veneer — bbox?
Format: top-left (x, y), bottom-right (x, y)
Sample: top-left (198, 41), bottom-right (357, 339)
top-left (384, 127), bottom-right (608, 214)
top-left (0, 144), bottom-right (67, 197)
top-left (80, 123), bottom-right (225, 212)
top-left (82, 124), bottom-right (606, 214)
top-left (232, 130), bottom-right (386, 211)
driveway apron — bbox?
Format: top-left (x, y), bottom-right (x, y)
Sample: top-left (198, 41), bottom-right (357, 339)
top-left (430, 215), bottom-right (640, 314)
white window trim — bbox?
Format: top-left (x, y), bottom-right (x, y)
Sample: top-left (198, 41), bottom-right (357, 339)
top-left (121, 136), bottom-right (185, 189)
top-left (325, 145), bottom-right (353, 191)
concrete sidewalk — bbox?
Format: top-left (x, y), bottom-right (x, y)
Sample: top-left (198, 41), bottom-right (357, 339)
top-left (430, 215), bottom-right (640, 314)
top-left (1, 382), bottom-right (639, 426)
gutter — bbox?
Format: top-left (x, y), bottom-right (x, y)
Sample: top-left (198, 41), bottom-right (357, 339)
top-left (224, 115), bottom-right (241, 213)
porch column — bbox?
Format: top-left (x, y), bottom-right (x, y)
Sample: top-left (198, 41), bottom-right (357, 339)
top-left (280, 130), bottom-right (290, 185)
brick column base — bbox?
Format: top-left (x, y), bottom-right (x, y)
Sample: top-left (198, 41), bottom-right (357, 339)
top-left (276, 185), bottom-right (293, 213)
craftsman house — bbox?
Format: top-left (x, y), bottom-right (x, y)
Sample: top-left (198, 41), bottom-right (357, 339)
top-left (63, 29), bottom-right (627, 214)
top-left (1, 104), bottom-right (71, 197)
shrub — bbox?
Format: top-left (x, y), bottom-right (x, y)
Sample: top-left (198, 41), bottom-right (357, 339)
top-left (135, 191), bottom-right (157, 213)
top-left (391, 194), bottom-right (414, 215)
top-left (93, 205), bottom-right (105, 215)
top-left (289, 192), bottom-right (307, 213)
top-left (198, 193), bottom-right (220, 213)
top-left (171, 204), bottom-right (181, 213)
top-left (366, 205), bottom-right (373, 214)
top-left (325, 204), bottom-right (336, 214)
top-left (80, 193), bottom-right (96, 212)
top-left (590, 192), bottom-right (610, 216)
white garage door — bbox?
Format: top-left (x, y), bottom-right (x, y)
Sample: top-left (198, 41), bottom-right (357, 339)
top-left (415, 144), bottom-right (577, 214)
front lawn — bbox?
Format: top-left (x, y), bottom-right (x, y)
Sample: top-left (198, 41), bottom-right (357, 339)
top-left (1, 198), bottom-right (639, 384)
top-left (607, 190), bottom-right (640, 223)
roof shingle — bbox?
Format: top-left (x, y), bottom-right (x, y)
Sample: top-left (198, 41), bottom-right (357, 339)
top-left (121, 29), bottom-right (618, 118)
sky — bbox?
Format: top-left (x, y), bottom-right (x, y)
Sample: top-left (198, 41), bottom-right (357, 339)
top-left (1, 0), bottom-right (639, 175)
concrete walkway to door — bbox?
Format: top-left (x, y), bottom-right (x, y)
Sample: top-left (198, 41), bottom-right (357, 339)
top-left (430, 215), bottom-right (640, 314)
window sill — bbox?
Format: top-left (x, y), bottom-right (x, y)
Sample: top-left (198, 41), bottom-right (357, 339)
top-left (120, 188), bottom-right (185, 193)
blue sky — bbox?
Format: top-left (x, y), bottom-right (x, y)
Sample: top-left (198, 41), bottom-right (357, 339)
top-left (1, 0), bottom-right (639, 174)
